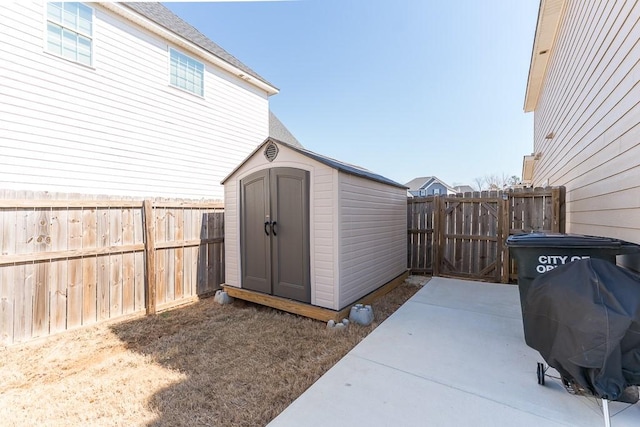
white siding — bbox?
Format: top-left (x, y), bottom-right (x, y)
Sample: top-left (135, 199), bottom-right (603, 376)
top-left (532, 0), bottom-right (640, 252)
top-left (337, 174), bottom-right (407, 309)
top-left (222, 143), bottom-right (338, 308)
top-left (0, 1), bottom-right (269, 199)
top-left (224, 178), bottom-right (239, 287)
top-left (312, 166), bottom-right (338, 309)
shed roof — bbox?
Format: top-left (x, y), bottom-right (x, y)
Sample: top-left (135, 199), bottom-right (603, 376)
top-left (120, 2), bottom-right (277, 92)
top-left (222, 138), bottom-right (407, 189)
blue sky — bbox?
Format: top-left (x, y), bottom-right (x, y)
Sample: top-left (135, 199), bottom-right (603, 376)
top-left (164, 1), bottom-right (539, 188)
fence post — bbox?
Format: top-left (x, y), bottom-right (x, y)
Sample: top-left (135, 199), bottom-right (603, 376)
top-left (551, 187), bottom-right (561, 233)
top-left (433, 196), bottom-right (443, 276)
top-left (143, 200), bottom-right (156, 315)
top-left (500, 193), bottom-right (510, 283)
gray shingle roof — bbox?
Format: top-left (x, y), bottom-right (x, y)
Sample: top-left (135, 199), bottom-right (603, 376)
top-left (122, 2), bottom-right (276, 90)
top-left (269, 111), bottom-right (302, 149)
top-left (405, 176), bottom-right (434, 191)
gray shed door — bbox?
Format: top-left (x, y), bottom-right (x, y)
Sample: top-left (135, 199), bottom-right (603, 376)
top-left (240, 168), bottom-right (310, 303)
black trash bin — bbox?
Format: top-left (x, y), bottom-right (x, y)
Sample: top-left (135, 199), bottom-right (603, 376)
top-left (506, 233), bottom-right (640, 314)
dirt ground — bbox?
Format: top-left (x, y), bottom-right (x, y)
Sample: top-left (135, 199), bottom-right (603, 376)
top-left (0, 277), bottom-right (428, 427)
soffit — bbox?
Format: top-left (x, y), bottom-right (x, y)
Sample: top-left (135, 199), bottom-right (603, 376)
top-left (524, 0), bottom-right (567, 112)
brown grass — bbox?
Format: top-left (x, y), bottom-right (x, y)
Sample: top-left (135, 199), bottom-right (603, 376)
top-left (0, 278), bottom-right (428, 427)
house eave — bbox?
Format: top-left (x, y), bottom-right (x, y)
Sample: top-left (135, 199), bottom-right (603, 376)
top-left (523, 0), bottom-right (566, 113)
top-left (522, 155), bottom-right (536, 185)
top-left (99, 2), bottom-right (279, 96)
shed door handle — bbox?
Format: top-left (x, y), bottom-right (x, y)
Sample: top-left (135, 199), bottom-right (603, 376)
top-left (264, 221), bottom-right (270, 236)
top-left (271, 221), bottom-right (277, 236)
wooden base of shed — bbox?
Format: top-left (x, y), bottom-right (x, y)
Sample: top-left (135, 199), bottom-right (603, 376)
top-left (222, 270), bottom-right (410, 322)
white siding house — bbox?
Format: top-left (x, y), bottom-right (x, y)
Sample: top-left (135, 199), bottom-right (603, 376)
top-left (222, 138), bottom-right (408, 311)
top-left (0, 1), bottom-right (297, 200)
top-left (523, 0), bottom-right (640, 269)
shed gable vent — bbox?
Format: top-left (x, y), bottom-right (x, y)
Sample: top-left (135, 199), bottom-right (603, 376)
top-left (264, 142), bottom-right (279, 162)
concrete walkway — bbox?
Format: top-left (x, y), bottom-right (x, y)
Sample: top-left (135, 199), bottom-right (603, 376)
top-left (268, 277), bottom-right (640, 427)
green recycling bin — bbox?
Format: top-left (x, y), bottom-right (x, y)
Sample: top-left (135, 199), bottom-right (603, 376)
top-left (506, 233), bottom-right (640, 314)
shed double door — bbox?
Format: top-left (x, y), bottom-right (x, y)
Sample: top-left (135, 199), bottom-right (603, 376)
top-left (240, 168), bottom-right (310, 303)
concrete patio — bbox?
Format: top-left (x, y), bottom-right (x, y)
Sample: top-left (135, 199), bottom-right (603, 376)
top-left (268, 277), bottom-right (640, 426)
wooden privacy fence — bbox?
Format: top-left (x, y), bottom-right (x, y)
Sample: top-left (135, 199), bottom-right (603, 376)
top-left (0, 191), bottom-right (224, 345)
top-left (407, 187), bottom-right (565, 282)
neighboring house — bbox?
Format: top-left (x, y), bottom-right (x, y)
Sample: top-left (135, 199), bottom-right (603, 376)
top-left (453, 185), bottom-right (475, 194)
top-left (523, 0), bottom-right (640, 269)
top-left (0, 1), bottom-right (300, 200)
top-left (405, 176), bottom-right (456, 197)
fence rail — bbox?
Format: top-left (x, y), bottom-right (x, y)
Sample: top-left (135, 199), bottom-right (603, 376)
top-left (0, 190), bottom-right (223, 345)
top-left (407, 187), bottom-right (565, 282)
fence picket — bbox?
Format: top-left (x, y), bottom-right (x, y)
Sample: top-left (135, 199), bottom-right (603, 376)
top-left (0, 189), bottom-right (16, 343)
top-left (81, 207), bottom-right (97, 325)
top-left (32, 204), bottom-right (51, 338)
top-left (155, 207), bottom-right (167, 305)
top-left (133, 207), bottom-right (145, 311)
top-left (122, 207), bottom-right (135, 314)
top-left (96, 207), bottom-right (110, 321)
top-left (109, 206), bottom-right (123, 317)
top-left (50, 201), bottom-right (67, 332)
top-left (174, 208), bottom-right (184, 300)
top-left (183, 208), bottom-right (194, 297)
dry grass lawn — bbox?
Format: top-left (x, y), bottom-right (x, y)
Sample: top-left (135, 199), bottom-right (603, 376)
top-left (0, 277), bottom-right (428, 427)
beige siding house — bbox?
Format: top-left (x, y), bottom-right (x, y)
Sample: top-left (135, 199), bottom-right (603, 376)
top-left (523, 0), bottom-right (640, 269)
top-left (0, 2), bottom-right (298, 200)
top-left (222, 138), bottom-right (407, 311)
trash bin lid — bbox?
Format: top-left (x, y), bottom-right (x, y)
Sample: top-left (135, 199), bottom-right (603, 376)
top-left (506, 233), bottom-right (640, 252)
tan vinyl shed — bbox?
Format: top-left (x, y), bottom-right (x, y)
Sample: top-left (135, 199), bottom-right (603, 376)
top-left (221, 138), bottom-right (408, 312)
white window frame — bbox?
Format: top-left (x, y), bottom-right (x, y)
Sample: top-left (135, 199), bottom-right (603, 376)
top-left (45, 2), bottom-right (94, 67)
top-left (169, 48), bottom-right (205, 97)
top-left (433, 188), bottom-right (441, 195)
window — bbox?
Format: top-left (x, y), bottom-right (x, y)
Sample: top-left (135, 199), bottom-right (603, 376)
top-left (46, 2), bottom-right (93, 66)
top-left (169, 48), bottom-right (204, 96)
top-left (433, 188), bottom-right (441, 195)
top-left (419, 189), bottom-right (426, 196)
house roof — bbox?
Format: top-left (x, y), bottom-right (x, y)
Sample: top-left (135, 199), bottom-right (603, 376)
top-left (269, 111), bottom-right (303, 149)
top-left (524, 0), bottom-right (567, 112)
top-left (405, 176), bottom-right (456, 193)
top-left (110, 2), bottom-right (278, 94)
top-left (222, 138), bottom-right (407, 189)
top-left (454, 185), bottom-right (475, 194)
top-left (405, 176), bottom-right (435, 191)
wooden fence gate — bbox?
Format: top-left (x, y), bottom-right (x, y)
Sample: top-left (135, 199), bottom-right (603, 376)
top-left (407, 187), bottom-right (565, 282)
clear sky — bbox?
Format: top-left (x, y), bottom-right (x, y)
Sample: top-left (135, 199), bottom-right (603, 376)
top-left (164, 0), bottom-right (539, 188)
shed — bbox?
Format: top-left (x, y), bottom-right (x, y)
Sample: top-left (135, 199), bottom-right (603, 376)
top-left (221, 138), bottom-right (408, 317)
